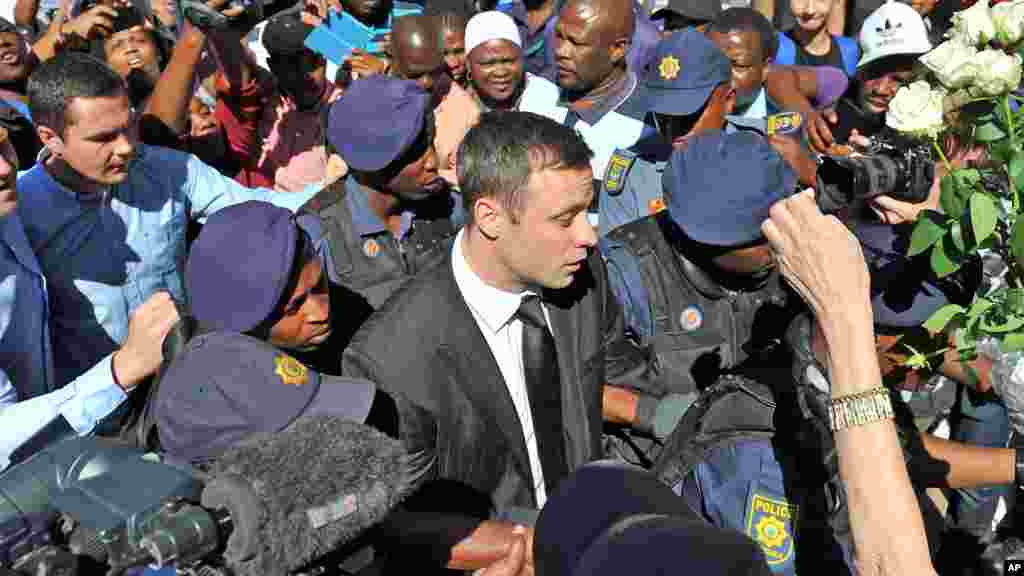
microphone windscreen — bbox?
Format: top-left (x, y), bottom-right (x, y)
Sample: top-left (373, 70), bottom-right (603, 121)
top-left (202, 414), bottom-right (417, 575)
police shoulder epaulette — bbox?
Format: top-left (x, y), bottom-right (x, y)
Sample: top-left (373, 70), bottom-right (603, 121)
top-left (602, 148), bottom-right (637, 196)
top-left (299, 176), bottom-right (348, 214)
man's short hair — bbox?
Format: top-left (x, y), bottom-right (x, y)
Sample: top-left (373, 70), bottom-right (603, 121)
top-left (457, 111), bottom-right (593, 224)
top-left (27, 52), bottom-right (126, 134)
top-left (707, 7), bottom-right (778, 61)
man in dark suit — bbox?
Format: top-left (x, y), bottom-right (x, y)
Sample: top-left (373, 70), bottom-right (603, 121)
top-left (342, 111), bottom-right (676, 534)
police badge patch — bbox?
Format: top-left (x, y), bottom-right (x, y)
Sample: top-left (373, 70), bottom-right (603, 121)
top-left (275, 354), bottom-right (309, 386)
top-left (602, 150), bottom-right (636, 196)
top-left (746, 492), bottom-right (797, 568)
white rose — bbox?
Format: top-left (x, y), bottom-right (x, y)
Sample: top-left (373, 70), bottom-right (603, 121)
top-left (920, 39), bottom-right (979, 89)
top-left (948, 0), bottom-right (997, 47)
top-left (992, 0), bottom-right (1024, 44)
top-left (974, 49), bottom-right (1023, 95)
top-left (886, 81), bottom-right (945, 138)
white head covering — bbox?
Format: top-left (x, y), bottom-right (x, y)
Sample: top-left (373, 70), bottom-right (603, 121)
top-left (465, 11), bottom-right (522, 56)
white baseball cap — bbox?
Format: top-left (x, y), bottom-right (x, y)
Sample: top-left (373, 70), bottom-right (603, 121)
top-left (465, 11), bottom-right (522, 56)
top-left (858, 0), bottom-right (932, 69)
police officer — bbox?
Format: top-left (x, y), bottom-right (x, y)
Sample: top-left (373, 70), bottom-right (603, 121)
top-left (601, 130), bottom-right (800, 396)
top-left (304, 76), bottom-right (463, 310)
top-left (600, 29), bottom-right (736, 238)
top-left (158, 200), bottom-right (542, 575)
top-left (183, 200), bottom-right (373, 373)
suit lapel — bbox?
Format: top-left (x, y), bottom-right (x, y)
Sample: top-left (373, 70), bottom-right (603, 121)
top-left (544, 291), bottom-right (587, 469)
top-left (438, 260), bottom-right (537, 493)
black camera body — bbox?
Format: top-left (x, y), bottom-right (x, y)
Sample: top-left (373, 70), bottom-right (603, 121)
top-left (815, 136), bottom-right (936, 215)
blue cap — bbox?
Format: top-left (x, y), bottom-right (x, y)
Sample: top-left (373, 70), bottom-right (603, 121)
top-left (855, 222), bottom-right (952, 328)
top-left (534, 462), bottom-right (766, 576)
top-left (155, 331), bottom-right (376, 462)
top-left (665, 130), bottom-right (796, 247)
top-left (327, 76), bottom-right (429, 172)
top-left (187, 201), bottom-right (301, 333)
top-left (634, 28), bottom-right (732, 116)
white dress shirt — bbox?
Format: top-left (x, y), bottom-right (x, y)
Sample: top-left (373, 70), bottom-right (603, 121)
top-left (451, 229), bottom-right (553, 508)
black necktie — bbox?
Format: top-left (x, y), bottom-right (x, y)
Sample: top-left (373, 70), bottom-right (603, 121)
top-left (516, 295), bottom-right (568, 493)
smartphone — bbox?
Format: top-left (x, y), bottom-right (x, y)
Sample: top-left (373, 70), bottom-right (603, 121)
top-left (178, 0), bottom-right (262, 31)
top-left (110, 4), bottom-right (143, 32)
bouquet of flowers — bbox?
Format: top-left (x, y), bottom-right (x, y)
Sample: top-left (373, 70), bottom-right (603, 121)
top-left (884, 0), bottom-right (1024, 428)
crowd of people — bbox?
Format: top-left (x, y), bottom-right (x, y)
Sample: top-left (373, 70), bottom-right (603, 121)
top-left (0, 0), bottom-right (1017, 573)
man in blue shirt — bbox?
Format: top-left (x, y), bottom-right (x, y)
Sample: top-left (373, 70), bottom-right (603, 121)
top-left (0, 121), bottom-right (179, 470)
top-left (17, 52), bottom-right (322, 401)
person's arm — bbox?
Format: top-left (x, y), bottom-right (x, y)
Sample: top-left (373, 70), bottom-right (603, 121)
top-left (14, 0), bottom-right (39, 28)
top-left (766, 65), bottom-right (850, 112)
top-left (142, 25), bottom-right (208, 141)
top-left (182, 150), bottom-right (323, 220)
top-left (917, 433), bottom-right (1014, 488)
top-left (828, 0), bottom-right (847, 36)
top-left (765, 66), bottom-right (817, 116)
top-left (762, 189), bottom-right (936, 576)
top-left (30, 4), bottom-right (117, 62)
top-left (0, 291), bottom-right (179, 467)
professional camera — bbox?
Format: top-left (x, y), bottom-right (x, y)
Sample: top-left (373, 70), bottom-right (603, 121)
top-left (0, 437), bottom-right (237, 576)
top-left (815, 136), bottom-right (936, 215)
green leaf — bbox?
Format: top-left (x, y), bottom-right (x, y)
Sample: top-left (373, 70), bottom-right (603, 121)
top-left (1010, 151), bottom-right (1024, 186)
top-left (992, 140), bottom-right (1016, 166)
top-left (908, 211), bottom-right (947, 257)
top-left (923, 304), bottom-right (967, 332)
top-left (930, 235), bottom-right (963, 278)
top-left (1012, 220), bottom-right (1024, 264)
top-left (969, 193), bottom-right (998, 244)
top-left (1007, 289), bottom-right (1024, 311)
top-left (950, 220), bottom-right (968, 252)
top-left (1002, 333), bottom-right (1024, 352)
top-left (940, 171), bottom-right (978, 217)
top-left (968, 297), bottom-right (995, 319)
top-left (981, 314), bottom-right (1024, 333)
top-left (976, 121), bottom-right (1009, 142)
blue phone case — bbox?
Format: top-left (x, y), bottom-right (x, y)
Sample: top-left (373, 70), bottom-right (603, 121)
top-left (304, 25), bottom-right (360, 64)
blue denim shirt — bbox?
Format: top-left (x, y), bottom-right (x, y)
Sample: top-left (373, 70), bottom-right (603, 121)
top-left (0, 212), bottom-right (126, 470)
top-left (17, 145), bottom-right (320, 386)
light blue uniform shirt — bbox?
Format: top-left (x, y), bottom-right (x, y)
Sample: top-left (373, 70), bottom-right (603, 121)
top-left (17, 145), bottom-right (320, 389)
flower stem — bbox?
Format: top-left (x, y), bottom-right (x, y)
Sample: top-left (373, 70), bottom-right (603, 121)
top-left (1006, 93), bottom-right (1017, 150)
top-left (932, 138), bottom-right (952, 172)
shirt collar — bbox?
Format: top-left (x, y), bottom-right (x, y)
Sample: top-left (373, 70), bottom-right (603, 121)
top-left (736, 87), bottom-right (768, 119)
top-left (452, 229), bottom-right (533, 334)
top-left (344, 177), bottom-right (414, 238)
top-left (558, 71), bottom-right (637, 125)
top-left (36, 147), bottom-right (136, 203)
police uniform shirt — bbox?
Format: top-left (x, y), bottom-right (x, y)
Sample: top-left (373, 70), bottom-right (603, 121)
top-left (520, 71), bottom-right (649, 224)
top-left (303, 176), bottom-right (464, 309)
top-left (598, 137), bottom-right (670, 238)
top-left (598, 107), bottom-right (772, 238)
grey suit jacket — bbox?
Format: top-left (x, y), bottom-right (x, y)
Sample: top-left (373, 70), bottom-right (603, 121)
top-left (342, 248), bottom-right (656, 513)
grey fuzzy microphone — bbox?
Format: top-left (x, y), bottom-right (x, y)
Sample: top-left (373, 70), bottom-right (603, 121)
top-left (201, 414), bottom-right (419, 576)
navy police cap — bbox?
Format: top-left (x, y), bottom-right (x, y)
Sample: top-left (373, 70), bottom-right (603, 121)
top-left (664, 130), bottom-right (796, 247)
